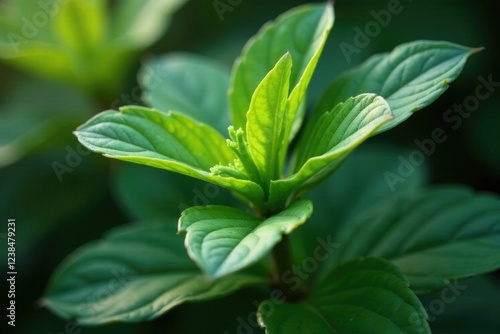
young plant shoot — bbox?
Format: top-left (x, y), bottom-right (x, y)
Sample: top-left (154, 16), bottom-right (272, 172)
top-left (43, 2), bottom-right (500, 333)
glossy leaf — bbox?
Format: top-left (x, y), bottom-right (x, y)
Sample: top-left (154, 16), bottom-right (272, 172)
top-left (179, 199), bottom-right (313, 279)
top-left (246, 52), bottom-right (292, 185)
top-left (269, 94), bottom-right (393, 210)
top-left (44, 223), bottom-right (265, 324)
top-left (322, 186), bottom-right (500, 294)
top-left (258, 257), bottom-right (430, 334)
top-left (229, 3), bottom-right (334, 139)
top-left (305, 41), bottom-right (480, 137)
top-left (139, 52), bottom-right (231, 134)
top-left (74, 106), bottom-right (264, 205)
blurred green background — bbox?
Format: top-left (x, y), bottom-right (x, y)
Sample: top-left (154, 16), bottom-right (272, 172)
top-left (1, 0), bottom-right (499, 333)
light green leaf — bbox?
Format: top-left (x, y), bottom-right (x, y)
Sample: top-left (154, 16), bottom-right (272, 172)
top-left (179, 199), bottom-right (313, 279)
top-left (269, 94), bottom-right (393, 211)
top-left (229, 3), bottom-right (334, 139)
top-left (246, 52), bottom-right (292, 186)
top-left (140, 53), bottom-right (231, 134)
top-left (75, 106), bottom-right (264, 205)
top-left (258, 257), bottom-right (430, 334)
top-left (306, 40), bottom-right (480, 137)
top-left (54, 0), bottom-right (105, 51)
top-left (110, 0), bottom-right (188, 48)
top-left (322, 186), bottom-right (500, 294)
top-left (0, 0), bottom-right (187, 94)
top-left (43, 223), bottom-right (265, 325)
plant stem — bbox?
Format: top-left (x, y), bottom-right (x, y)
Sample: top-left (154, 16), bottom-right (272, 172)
top-left (271, 235), bottom-right (304, 301)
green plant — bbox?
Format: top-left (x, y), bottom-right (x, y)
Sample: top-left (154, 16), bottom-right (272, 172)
top-left (43, 2), bottom-right (500, 333)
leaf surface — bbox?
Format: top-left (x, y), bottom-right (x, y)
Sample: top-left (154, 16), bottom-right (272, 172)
top-left (305, 41), bottom-right (480, 137)
top-left (246, 53), bottom-right (292, 185)
top-left (321, 186), bottom-right (500, 294)
top-left (229, 3), bottom-right (333, 142)
top-left (44, 223), bottom-right (265, 325)
top-left (269, 94), bottom-right (393, 210)
top-left (179, 199), bottom-right (313, 278)
top-left (258, 258), bottom-right (430, 334)
top-left (75, 106), bottom-right (264, 204)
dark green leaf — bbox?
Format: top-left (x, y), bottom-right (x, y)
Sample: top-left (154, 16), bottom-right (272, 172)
top-left (293, 144), bottom-right (429, 283)
top-left (321, 186), bottom-right (500, 294)
top-left (258, 257), bottom-right (430, 334)
top-left (44, 223), bottom-right (265, 324)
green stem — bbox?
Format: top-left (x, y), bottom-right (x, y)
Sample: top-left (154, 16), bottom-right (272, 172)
top-left (271, 235), bottom-right (304, 301)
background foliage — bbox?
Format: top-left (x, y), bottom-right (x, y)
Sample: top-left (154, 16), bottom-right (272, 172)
top-left (1, 0), bottom-right (499, 333)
